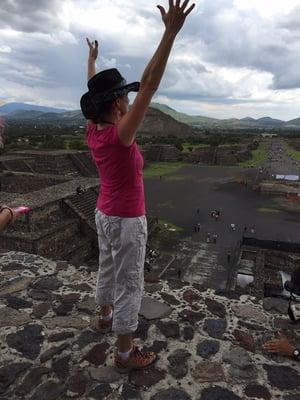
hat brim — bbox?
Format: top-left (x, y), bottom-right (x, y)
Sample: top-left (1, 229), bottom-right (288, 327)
top-left (98, 81), bottom-right (140, 103)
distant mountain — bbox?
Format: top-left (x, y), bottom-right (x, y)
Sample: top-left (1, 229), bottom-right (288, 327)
top-left (0, 102), bottom-right (66, 115)
top-left (285, 118), bottom-right (300, 127)
top-left (151, 102), bottom-right (219, 126)
top-left (3, 100), bottom-right (300, 131)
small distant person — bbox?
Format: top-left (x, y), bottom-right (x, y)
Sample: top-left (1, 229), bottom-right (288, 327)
top-left (194, 225), bottom-right (197, 233)
top-left (206, 232), bottom-right (211, 243)
top-left (250, 225), bottom-right (255, 234)
top-left (76, 185), bottom-right (85, 195)
top-left (177, 269), bottom-right (182, 279)
top-left (197, 223), bottom-right (201, 232)
top-left (227, 251), bottom-right (231, 263)
top-left (213, 233), bottom-right (217, 243)
top-left (244, 225), bottom-right (247, 232)
top-left (230, 223), bottom-right (236, 231)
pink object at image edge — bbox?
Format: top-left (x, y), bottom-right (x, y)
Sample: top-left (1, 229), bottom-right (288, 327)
top-left (13, 206), bottom-right (30, 215)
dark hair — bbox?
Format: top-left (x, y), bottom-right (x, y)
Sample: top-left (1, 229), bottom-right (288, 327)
top-left (92, 100), bottom-right (115, 124)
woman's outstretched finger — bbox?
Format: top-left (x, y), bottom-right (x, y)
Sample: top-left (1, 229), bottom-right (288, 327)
top-left (181, 0), bottom-right (189, 11)
top-left (169, 0), bottom-right (174, 8)
top-left (176, 0), bottom-right (181, 7)
top-left (157, 5), bottom-right (166, 17)
top-left (184, 3), bottom-right (195, 16)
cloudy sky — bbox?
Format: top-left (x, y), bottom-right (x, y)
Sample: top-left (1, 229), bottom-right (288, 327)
top-left (1, 0), bottom-right (300, 120)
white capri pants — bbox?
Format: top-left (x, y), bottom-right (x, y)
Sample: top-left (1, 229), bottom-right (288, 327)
top-left (95, 209), bottom-right (147, 335)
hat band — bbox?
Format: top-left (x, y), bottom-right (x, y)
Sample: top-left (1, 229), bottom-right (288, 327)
top-left (92, 79), bottom-right (127, 104)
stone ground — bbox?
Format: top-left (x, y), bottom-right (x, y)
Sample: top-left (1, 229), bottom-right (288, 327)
top-left (1, 251), bottom-right (300, 400)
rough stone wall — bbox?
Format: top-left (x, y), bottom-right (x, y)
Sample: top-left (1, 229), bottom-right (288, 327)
top-left (142, 144), bottom-right (182, 162)
top-left (0, 173), bottom-right (67, 193)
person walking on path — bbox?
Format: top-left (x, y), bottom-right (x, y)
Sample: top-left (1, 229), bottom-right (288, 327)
top-left (81, 1), bottom-right (195, 372)
top-left (227, 251), bottom-right (231, 263)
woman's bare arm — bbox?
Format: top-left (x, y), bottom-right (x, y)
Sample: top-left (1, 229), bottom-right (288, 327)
top-left (87, 38), bottom-right (99, 82)
top-left (117, 0), bottom-right (195, 146)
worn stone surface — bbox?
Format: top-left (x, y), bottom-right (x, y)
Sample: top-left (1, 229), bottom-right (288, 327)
top-left (6, 325), bottom-right (44, 360)
top-left (178, 309), bottom-right (205, 325)
top-left (167, 349), bottom-right (191, 379)
top-left (205, 298), bottom-right (226, 318)
top-left (160, 292), bottom-right (180, 305)
top-left (182, 289), bottom-right (201, 304)
top-left (4, 295), bottom-right (32, 309)
top-left (48, 331), bottom-right (74, 342)
top-left (15, 367), bottom-right (50, 396)
top-left (67, 371), bottom-right (89, 396)
top-left (88, 367), bottom-right (121, 383)
top-left (59, 292), bottom-right (81, 303)
top-left (53, 302), bottom-right (73, 316)
top-left (44, 316), bottom-right (89, 329)
top-left (143, 341), bottom-right (168, 354)
top-left (0, 307), bottom-right (31, 327)
top-left (121, 383), bottom-right (142, 400)
top-left (77, 296), bottom-right (95, 315)
top-left (263, 365), bottom-right (300, 391)
top-left (129, 368), bottom-right (166, 388)
top-left (31, 276), bottom-right (62, 291)
top-left (84, 343), bottom-right (110, 366)
top-left (203, 319), bottom-right (227, 339)
top-left (52, 355), bottom-right (71, 380)
top-left (139, 297), bottom-right (172, 320)
top-left (263, 297), bottom-right (288, 314)
top-left (232, 304), bottom-right (268, 324)
top-left (183, 326), bottom-right (194, 341)
top-left (199, 386), bottom-right (241, 400)
top-left (76, 329), bottom-right (101, 349)
top-left (88, 383), bottom-right (113, 400)
top-left (244, 383), bottom-right (271, 399)
top-left (192, 362), bottom-right (225, 382)
top-left (0, 251), bottom-right (298, 400)
top-left (0, 277), bottom-right (32, 296)
top-left (0, 362), bottom-right (31, 394)
top-left (30, 380), bottom-right (66, 400)
top-left (28, 289), bottom-right (54, 301)
top-left (31, 302), bottom-right (51, 318)
top-left (156, 320), bottom-right (180, 338)
top-left (233, 329), bottom-right (255, 352)
top-left (196, 340), bottom-right (220, 359)
top-left (40, 342), bottom-right (69, 363)
top-left (151, 388), bottom-right (191, 400)
top-left (145, 283), bottom-right (163, 294)
top-left (223, 346), bottom-right (257, 381)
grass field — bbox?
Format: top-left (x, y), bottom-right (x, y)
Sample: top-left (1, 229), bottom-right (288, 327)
top-left (182, 143), bottom-right (210, 154)
top-left (238, 143), bottom-right (267, 168)
top-left (143, 162), bottom-right (190, 178)
top-left (284, 142), bottom-right (300, 161)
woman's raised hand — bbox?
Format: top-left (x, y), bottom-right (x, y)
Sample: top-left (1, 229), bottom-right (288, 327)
top-left (157, 0), bottom-right (195, 35)
top-left (86, 38), bottom-right (99, 61)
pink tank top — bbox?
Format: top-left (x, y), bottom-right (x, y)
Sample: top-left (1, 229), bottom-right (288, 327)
top-left (86, 121), bottom-right (145, 217)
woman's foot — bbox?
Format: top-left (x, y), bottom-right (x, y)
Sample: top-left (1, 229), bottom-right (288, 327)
top-left (95, 316), bottom-right (112, 333)
top-left (114, 346), bottom-right (157, 373)
top-left (95, 306), bottom-right (113, 333)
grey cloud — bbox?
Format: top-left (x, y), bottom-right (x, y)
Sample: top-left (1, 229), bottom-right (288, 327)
top-left (190, 0), bottom-right (300, 90)
top-left (0, 0), bottom-right (64, 33)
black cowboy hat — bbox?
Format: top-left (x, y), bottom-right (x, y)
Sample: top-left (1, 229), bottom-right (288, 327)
top-left (80, 68), bottom-right (139, 119)
top-left (284, 266), bottom-right (300, 296)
